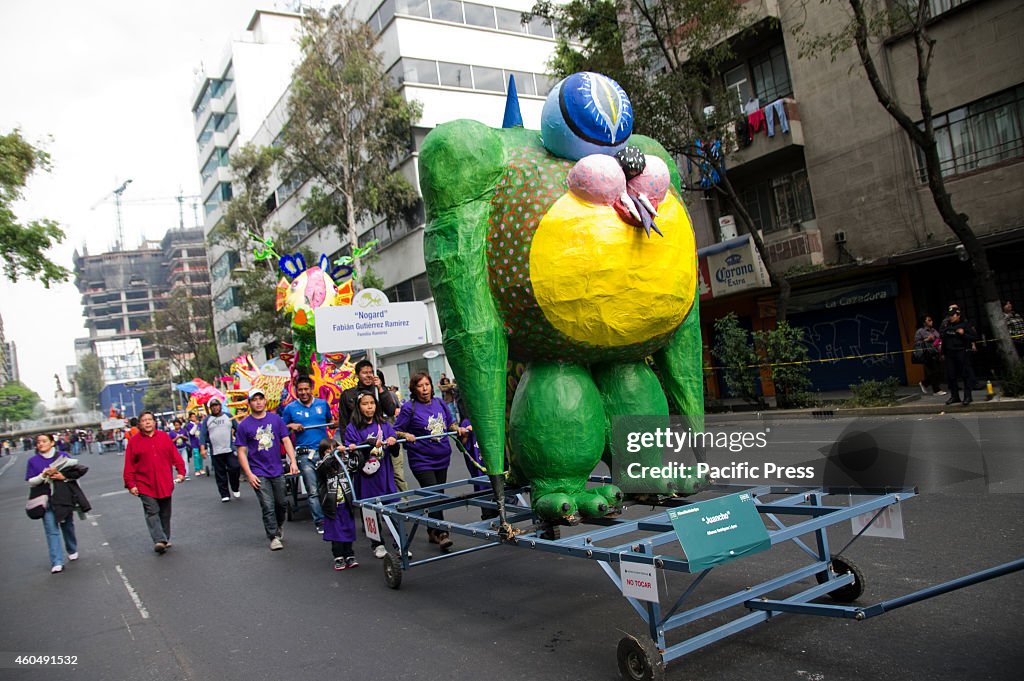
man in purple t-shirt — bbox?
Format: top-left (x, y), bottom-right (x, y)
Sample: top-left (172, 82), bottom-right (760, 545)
top-left (235, 387), bottom-right (298, 550)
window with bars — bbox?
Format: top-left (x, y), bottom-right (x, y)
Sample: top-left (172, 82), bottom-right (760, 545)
top-left (721, 44), bottom-right (793, 115)
top-left (735, 168), bottom-right (816, 233)
top-left (916, 84), bottom-right (1024, 180)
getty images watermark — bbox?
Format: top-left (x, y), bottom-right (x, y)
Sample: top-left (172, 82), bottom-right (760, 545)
top-left (609, 415), bottom-right (1023, 495)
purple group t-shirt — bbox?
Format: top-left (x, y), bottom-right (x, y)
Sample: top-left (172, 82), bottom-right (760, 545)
top-left (394, 398), bottom-right (454, 472)
top-left (26, 452), bottom-right (67, 481)
top-left (234, 413), bottom-right (290, 478)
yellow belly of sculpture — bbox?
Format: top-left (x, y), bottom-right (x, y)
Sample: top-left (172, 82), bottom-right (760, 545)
top-left (529, 192), bottom-right (696, 348)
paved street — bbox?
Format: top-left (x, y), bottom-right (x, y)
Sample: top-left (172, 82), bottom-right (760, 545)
top-left (1, 412), bottom-right (1022, 681)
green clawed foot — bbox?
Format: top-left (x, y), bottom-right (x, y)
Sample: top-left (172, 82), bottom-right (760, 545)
top-left (665, 467), bottom-right (709, 496)
top-left (534, 493), bottom-right (578, 523)
top-left (585, 484), bottom-right (624, 516)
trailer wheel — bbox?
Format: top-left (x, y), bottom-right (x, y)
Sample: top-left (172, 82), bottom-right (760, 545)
top-left (817, 554), bottom-right (865, 602)
top-left (383, 553), bottom-right (403, 590)
top-left (539, 524), bottom-right (560, 540)
top-left (616, 635), bottom-right (664, 681)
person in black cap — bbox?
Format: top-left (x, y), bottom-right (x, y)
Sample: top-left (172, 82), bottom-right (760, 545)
top-left (941, 305), bottom-right (977, 406)
top-left (200, 398), bottom-right (239, 502)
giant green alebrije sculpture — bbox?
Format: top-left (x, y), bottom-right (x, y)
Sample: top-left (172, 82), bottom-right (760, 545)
top-left (419, 72), bottom-right (706, 531)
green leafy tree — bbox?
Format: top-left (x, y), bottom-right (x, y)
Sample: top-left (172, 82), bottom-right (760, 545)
top-left (530, 0), bottom-right (795, 317)
top-left (0, 129), bottom-right (69, 287)
top-left (143, 360), bottom-right (174, 413)
top-left (282, 7), bottom-right (422, 282)
top-left (212, 143), bottom-right (291, 351)
top-left (712, 313), bottom-right (762, 406)
top-left (0, 381), bottom-right (42, 423)
top-left (74, 352), bottom-right (103, 411)
top-left (755, 322), bottom-right (811, 408)
top-left (793, 0), bottom-right (1018, 368)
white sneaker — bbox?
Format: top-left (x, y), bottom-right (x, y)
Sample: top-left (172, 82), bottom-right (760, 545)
top-left (937, 390), bottom-right (947, 396)
top-left (374, 545), bottom-right (387, 559)
top-left (918, 382), bottom-right (927, 394)
top-left (231, 489), bottom-right (241, 498)
top-left (270, 537), bottom-right (283, 550)
top-left (51, 565), bottom-right (63, 574)
top-left (221, 497), bottom-right (230, 502)
top-left (68, 552), bottom-right (79, 561)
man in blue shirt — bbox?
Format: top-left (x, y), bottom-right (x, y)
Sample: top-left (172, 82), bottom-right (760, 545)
top-left (282, 376), bottom-right (334, 533)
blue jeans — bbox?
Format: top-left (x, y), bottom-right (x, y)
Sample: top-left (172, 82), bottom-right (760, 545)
top-left (254, 475), bottom-right (287, 539)
top-left (42, 508), bottom-right (77, 568)
top-left (766, 99), bottom-right (789, 137)
top-left (296, 450), bottom-right (324, 524)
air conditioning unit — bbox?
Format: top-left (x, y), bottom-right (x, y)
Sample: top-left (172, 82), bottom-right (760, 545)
top-left (718, 215), bottom-right (738, 241)
top-left (834, 230), bottom-right (847, 245)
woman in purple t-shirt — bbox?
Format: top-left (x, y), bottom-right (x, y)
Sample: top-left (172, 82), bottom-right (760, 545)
top-left (394, 372), bottom-right (465, 552)
top-left (25, 433), bottom-right (79, 573)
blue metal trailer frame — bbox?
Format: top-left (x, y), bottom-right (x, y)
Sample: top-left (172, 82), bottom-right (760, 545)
top-left (345, 472), bottom-right (1023, 680)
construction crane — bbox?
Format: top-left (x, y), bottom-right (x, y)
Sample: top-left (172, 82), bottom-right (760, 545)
top-left (90, 180), bottom-right (133, 250)
top-left (91, 188), bottom-right (203, 249)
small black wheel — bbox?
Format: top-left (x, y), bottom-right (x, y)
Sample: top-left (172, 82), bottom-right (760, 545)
top-left (816, 554), bottom-right (866, 602)
top-left (616, 635), bottom-right (664, 681)
top-left (539, 524), bottom-right (561, 540)
top-left (383, 552), bottom-right (403, 590)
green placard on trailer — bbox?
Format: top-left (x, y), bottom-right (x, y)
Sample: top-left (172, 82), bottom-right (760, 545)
top-left (667, 492), bottom-right (770, 572)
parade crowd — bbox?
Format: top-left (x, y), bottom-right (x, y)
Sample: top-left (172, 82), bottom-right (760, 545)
top-left (23, 361), bottom-right (480, 574)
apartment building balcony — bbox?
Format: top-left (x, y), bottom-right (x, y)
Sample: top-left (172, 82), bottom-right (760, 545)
top-left (763, 219), bottom-right (824, 272)
top-left (729, 98), bottom-right (803, 168)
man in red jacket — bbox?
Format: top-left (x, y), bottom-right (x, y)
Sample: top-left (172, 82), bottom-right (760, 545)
top-left (123, 411), bottom-right (186, 553)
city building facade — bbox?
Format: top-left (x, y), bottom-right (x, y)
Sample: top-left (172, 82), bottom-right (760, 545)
top-left (190, 9), bottom-right (305, 365)
top-left (201, 1), bottom-right (562, 387)
top-left (73, 228), bottom-right (210, 372)
top-left (666, 0), bottom-right (1024, 396)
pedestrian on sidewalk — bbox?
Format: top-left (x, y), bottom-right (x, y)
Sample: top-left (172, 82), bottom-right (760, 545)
top-left (123, 412), bottom-right (186, 554)
top-left (941, 306), bottom-right (978, 406)
top-left (200, 399), bottom-right (241, 502)
top-left (1004, 301), bottom-right (1024, 358)
top-left (282, 376), bottom-right (332, 533)
top-left (26, 433), bottom-right (90, 573)
top-left (914, 315), bottom-right (946, 396)
top-left (235, 388), bottom-right (298, 550)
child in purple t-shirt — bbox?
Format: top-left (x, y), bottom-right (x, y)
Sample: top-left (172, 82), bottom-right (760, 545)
top-left (317, 439), bottom-right (358, 570)
top-left (344, 392), bottom-right (398, 560)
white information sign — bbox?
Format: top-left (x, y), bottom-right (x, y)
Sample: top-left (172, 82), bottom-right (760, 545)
top-left (619, 561), bottom-right (659, 602)
top-left (362, 507), bottom-right (382, 542)
top-left (315, 301), bottom-right (429, 352)
top-left (849, 496), bottom-right (905, 539)
top-left (101, 418), bottom-right (127, 431)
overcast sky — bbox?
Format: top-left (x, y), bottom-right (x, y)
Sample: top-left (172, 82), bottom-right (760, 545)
top-left (0, 1), bottom-right (303, 403)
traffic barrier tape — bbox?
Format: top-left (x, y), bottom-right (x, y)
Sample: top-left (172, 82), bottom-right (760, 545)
top-left (700, 332), bottom-right (1023, 373)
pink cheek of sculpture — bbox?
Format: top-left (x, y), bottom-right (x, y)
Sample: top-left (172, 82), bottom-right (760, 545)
top-left (304, 269), bottom-right (328, 308)
top-left (626, 155), bottom-right (670, 209)
top-left (567, 154), bottom-right (626, 206)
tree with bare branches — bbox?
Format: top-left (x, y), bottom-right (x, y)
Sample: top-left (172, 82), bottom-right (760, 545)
top-left (794, 0), bottom-right (1018, 368)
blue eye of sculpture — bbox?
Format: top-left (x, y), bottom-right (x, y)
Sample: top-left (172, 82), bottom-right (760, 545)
top-left (560, 72), bottom-right (633, 146)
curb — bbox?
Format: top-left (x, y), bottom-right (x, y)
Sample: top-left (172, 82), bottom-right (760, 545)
top-left (705, 398), bottom-right (1024, 422)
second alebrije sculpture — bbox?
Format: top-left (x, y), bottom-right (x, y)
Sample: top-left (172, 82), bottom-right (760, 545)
top-left (420, 72), bottom-right (706, 525)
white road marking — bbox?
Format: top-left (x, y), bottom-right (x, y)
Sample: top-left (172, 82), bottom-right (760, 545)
top-left (121, 613), bottom-right (135, 641)
top-left (101, 490), bottom-right (130, 497)
top-left (0, 455), bottom-right (18, 478)
top-left (114, 564), bottom-right (150, 619)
